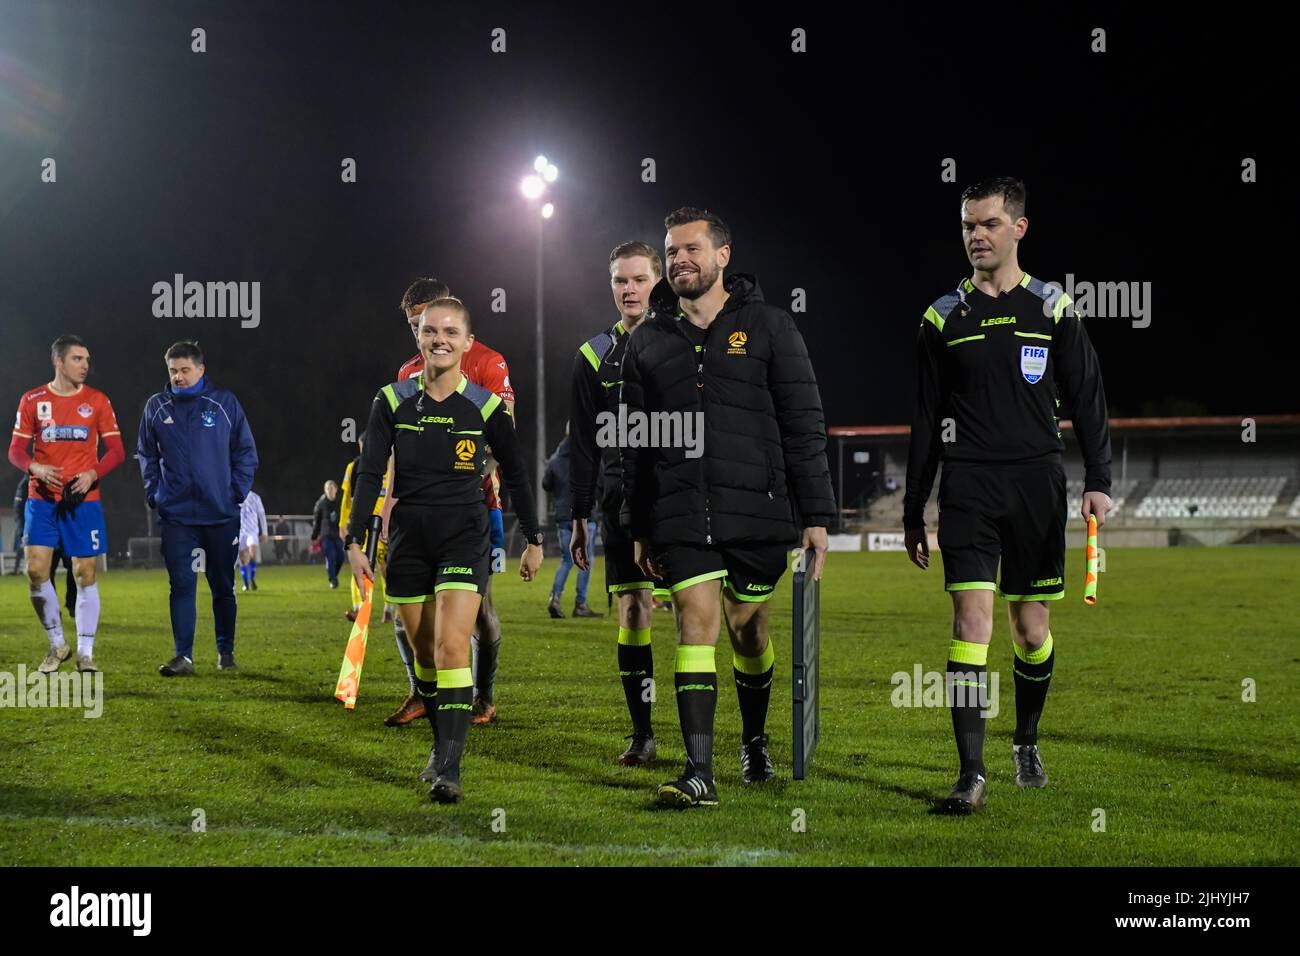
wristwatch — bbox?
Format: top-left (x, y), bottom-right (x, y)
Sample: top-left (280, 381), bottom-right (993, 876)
top-left (343, 533), bottom-right (364, 549)
top-left (525, 531), bottom-right (545, 547)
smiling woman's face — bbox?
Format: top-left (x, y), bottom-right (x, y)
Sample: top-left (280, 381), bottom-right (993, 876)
top-left (419, 306), bottom-right (472, 372)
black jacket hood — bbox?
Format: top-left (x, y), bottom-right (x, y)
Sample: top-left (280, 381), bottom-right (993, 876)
top-left (647, 273), bottom-right (764, 324)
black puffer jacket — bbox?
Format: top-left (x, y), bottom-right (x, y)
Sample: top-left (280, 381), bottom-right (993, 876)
top-left (621, 274), bottom-right (835, 547)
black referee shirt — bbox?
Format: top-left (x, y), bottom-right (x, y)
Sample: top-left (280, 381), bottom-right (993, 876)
top-left (348, 373), bottom-right (541, 541)
top-left (569, 318), bottom-right (631, 522)
top-left (903, 273), bottom-right (1112, 530)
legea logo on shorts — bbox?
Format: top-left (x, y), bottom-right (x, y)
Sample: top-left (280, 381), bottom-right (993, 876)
top-left (1031, 577), bottom-right (1063, 587)
top-left (442, 566), bottom-right (473, 575)
top-left (727, 331), bottom-right (748, 355)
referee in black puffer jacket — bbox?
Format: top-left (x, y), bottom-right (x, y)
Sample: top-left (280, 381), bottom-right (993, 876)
top-left (621, 206), bottom-right (835, 808)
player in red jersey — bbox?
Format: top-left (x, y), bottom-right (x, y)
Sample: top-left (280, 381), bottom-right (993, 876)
top-left (382, 278), bottom-right (515, 728)
top-left (8, 335), bottom-right (125, 673)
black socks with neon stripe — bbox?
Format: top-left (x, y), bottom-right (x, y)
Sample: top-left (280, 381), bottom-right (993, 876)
top-left (1013, 632), bottom-right (1054, 746)
top-left (947, 640), bottom-right (989, 776)
top-left (414, 662), bottom-right (438, 736)
top-left (433, 667), bottom-right (473, 782)
top-left (675, 645), bottom-right (716, 780)
top-left (617, 627), bottom-right (653, 735)
top-left (733, 642), bottom-right (775, 741)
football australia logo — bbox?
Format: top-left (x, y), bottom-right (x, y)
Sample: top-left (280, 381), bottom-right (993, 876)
top-left (454, 438), bottom-right (477, 470)
top-left (727, 331), bottom-right (748, 355)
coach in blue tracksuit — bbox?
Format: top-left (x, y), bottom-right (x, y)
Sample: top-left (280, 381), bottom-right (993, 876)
top-left (137, 341), bottom-right (258, 676)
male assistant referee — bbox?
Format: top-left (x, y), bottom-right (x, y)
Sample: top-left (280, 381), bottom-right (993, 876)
top-left (903, 176), bottom-right (1112, 814)
top-left (622, 207), bottom-right (834, 808)
top-left (568, 240), bottom-right (663, 766)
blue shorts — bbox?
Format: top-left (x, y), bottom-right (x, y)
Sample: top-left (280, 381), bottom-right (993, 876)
top-left (24, 498), bottom-right (107, 558)
top-left (488, 507), bottom-right (504, 550)
top-left (488, 507), bottom-right (505, 575)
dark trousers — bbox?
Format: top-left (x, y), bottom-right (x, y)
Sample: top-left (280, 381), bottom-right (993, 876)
top-left (321, 535), bottom-right (344, 585)
top-left (11, 506), bottom-right (23, 570)
top-left (161, 517), bottom-right (240, 659)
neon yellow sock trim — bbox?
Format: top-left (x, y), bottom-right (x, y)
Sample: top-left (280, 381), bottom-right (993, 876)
top-left (948, 639), bottom-right (989, 666)
top-left (675, 644), bottom-right (716, 674)
top-left (414, 662), bottom-right (438, 682)
top-left (617, 626), bottom-right (652, 647)
top-left (733, 641), bottom-right (775, 675)
top-left (1016, 630), bottom-right (1054, 664)
top-left (436, 667), bottom-right (473, 689)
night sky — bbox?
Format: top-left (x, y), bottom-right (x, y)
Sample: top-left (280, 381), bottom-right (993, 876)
top-left (0, 2), bottom-right (1290, 550)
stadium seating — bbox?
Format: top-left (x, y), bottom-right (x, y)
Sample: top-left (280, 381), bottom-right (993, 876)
top-left (1133, 476), bottom-right (1287, 519)
top-left (1066, 478), bottom-right (1137, 519)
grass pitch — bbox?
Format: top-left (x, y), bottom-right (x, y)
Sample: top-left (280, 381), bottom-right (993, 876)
top-left (0, 549), bottom-right (1296, 866)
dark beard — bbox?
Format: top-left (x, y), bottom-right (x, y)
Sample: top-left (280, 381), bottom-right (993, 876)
top-left (671, 262), bottom-right (720, 301)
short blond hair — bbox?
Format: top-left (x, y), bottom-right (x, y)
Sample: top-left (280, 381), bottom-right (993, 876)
top-left (422, 296), bottom-right (472, 333)
top-left (609, 241), bottom-right (663, 278)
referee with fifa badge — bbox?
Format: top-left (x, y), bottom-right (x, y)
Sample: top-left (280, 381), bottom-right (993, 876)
top-left (904, 177), bottom-right (1112, 814)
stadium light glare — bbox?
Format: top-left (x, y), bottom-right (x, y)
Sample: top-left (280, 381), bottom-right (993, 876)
top-left (533, 155), bottom-right (548, 172)
top-left (541, 202), bottom-right (554, 218)
top-left (543, 163), bottom-right (558, 183)
top-left (521, 175), bottom-right (545, 199)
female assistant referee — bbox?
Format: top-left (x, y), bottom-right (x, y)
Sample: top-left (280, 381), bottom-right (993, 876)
top-left (345, 297), bottom-right (544, 804)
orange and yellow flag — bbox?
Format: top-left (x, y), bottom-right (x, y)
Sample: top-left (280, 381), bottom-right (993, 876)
top-left (334, 579), bottom-right (374, 709)
top-left (1083, 514), bottom-right (1099, 605)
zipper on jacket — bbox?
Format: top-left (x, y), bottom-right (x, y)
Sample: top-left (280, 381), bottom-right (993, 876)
top-left (673, 311), bottom-right (713, 546)
top-left (698, 338), bottom-right (712, 544)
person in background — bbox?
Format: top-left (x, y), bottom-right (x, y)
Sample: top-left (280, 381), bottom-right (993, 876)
top-left (543, 429), bottom-right (601, 619)
top-left (272, 518), bottom-right (291, 562)
top-left (311, 479), bottom-right (344, 589)
top-left (238, 488), bottom-right (269, 591)
top-left (11, 475), bottom-right (27, 574)
top-left (137, 340), bottom-right (258, 676)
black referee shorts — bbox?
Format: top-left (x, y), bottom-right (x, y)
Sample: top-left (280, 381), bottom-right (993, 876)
top-left (937, 459), bottom-right (1067, 602)
top-left (386, 503), bottom-right (490, 603)
top-left (654, 541), bottom-right (792, 603)
top-left (601, 513), bottom-right (658, 595)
